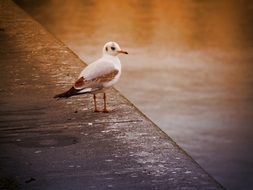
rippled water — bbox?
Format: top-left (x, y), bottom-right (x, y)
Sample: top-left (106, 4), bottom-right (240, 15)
top-left (14, 0), bottom-right (253, 189)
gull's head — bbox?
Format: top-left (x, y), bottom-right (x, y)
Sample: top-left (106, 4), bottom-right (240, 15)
top-left (103, 41), bottom-right (128, 56)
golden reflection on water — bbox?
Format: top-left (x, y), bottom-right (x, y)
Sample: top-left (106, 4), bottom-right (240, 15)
top-left (15, 0), bottom-right (253, 189)
top-left (24, 0), bottom-right (252, 50)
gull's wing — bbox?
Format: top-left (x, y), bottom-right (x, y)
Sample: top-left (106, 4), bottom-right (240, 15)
top-left (74, 59), bottom-right (119, 90)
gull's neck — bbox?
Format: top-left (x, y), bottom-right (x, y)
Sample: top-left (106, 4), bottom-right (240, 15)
top-left (102, 53), bottom-right (121, 70)
top-left (102, 53), bottom-right (119, 60)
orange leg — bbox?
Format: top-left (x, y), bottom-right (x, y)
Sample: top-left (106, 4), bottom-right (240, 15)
top-left (103, 93), bottom-right (109, 113)
top-left (93, 94), bottom-right (99, 112)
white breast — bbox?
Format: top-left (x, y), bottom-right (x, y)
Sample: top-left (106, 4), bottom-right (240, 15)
top-left (103, 56), bottom-right (121, 88)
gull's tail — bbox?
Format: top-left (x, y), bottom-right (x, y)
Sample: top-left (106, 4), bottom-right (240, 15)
top-left (53, 87), bottom-right (78, 99)
top-left (54, 87), bottom-right (100, 99)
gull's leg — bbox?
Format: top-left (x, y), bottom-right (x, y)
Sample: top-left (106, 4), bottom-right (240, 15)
top-left (93, 94), bottom-right (99, 112)
top-left (103, 93), bottom-right (109, 113)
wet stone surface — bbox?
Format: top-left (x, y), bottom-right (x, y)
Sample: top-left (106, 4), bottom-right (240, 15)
top-left (0, 1), bottom-right (223, 190)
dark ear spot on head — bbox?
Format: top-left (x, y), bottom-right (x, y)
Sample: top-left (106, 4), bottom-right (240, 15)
top-left (105, 47), bottom-right (108, 51)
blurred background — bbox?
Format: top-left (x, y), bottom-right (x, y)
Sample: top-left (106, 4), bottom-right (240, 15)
top-left (14, 0), bottom-right (253, 189)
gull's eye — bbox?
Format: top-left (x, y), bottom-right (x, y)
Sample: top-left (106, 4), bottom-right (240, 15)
top-left (111, 46), bottom-right (115, 51)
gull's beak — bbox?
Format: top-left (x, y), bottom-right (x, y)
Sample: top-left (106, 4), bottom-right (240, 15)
top-left (117, 50), bottom-right (128, 54)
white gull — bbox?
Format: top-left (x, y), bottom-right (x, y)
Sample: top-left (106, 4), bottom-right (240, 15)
top-left (54, 41), bottom-right (128, 112)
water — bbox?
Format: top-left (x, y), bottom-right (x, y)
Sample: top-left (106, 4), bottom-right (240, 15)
top-left (14, 0), bottom-right (253, 189)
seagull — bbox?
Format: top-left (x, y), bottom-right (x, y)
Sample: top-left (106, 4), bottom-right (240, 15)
top-left (54, 41), bottom-right (128, 113)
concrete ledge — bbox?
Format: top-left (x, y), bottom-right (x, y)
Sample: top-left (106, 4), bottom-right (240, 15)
top-left (0, 0), bottom-right (223, 189)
